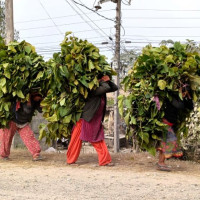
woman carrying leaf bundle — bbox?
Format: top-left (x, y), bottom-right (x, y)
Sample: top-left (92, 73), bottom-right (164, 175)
top-left (0, 92), bottom-right (44, 161)
top-left (67, 75), bottom-right (118, 166)
top-left (156, 84), bottom-right (193, 171)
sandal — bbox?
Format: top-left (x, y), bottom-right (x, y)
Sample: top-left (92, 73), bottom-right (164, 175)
top-left (103, 162), bottom-right (115, 167)
top-left (32, 155), bottom-right (44, 161)
top-left (156, 163), bottom-right (171, 172)
top-left (66, 163), bottom-right (79, 166)
top-left (0, 156), bottom-right (9, 161)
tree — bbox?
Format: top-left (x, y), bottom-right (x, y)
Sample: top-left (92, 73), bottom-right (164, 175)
top-left (0, 1), bottom-right (19, 40)
top-left (119, 49), bottom-right (140, 79)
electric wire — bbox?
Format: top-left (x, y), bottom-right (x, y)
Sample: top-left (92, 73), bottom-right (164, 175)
top-left (72, 0), bottom-right (113, 41)
top-left (122, 8), bottom-right (200, 12)
top-left (18, 18), bottom-right (109, 31)
top-left (65, 0), bottom-right (113, 53)
top-left (71, 0), bottom-right (115, 22)
top-left (38, 0), bottom-right (63, 35)
top-left (125, 26), bottom-right (200, 29)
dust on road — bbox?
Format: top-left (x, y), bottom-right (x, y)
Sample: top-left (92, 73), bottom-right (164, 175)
top-left (0, 149), bottom-right (199, 200)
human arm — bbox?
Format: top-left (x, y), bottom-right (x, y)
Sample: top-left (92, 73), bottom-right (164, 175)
top-left (92, 75), bottom-right (118, 96)
top-left (93, 81), bottom-right (112, 96)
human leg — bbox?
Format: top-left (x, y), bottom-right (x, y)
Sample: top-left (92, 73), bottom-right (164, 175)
top-left (18, 124), bottom-right (41, 159)
top-left (0, 121), bottom-right (17, 158)
top-left (91, 140), bottom-right (112, 166)
top-left (67, 120), bottom-right (82, 164)
top-left (158, 150), bottom-right (166, 166)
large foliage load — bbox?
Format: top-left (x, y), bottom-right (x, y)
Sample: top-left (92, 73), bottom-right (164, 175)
top-left (119, 42), bottom-right (200, 155)
top-left (182, 102), bottom-right (200, 160)
top-left (0, 38), bottom-right (49, 128)
top-left (40, 32), bottom-right (115, 143)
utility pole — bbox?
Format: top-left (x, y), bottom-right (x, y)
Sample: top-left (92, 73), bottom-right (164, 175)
top-left (5, 0), bottom-right (15, 149)
top-left (5, 0), bottom-right (14, 44)
top-left (113, 0), bottom-right (121, 153)
top-left (95, 0), bottom-right (121, 153)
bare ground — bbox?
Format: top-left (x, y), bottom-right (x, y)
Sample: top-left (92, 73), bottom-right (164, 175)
top-left (0, 149), bottom-right (199, 200)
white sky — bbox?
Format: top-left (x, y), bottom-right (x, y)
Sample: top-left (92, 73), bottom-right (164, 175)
top-left (12, 0), bottom-right (200, 61)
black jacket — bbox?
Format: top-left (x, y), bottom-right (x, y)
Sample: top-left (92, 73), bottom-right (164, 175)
top-left (12, 100), bottom-right (42, 125)
top-left (164, 96), bottom-right (193, 124)
top-left (81, 81), bottom-right (118, 122)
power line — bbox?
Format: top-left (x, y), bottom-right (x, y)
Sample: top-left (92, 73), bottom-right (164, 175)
top-left (22, 27), bottom-right (111, 38)
top-left (18, 18), bottom-right (108, 31)
top-left (70, 0), bottom-right (113, 42)
top-left (122, 8), bottom-right (200, 12)
top-left (65, 0), bottom-right (113, 52)
top-left (20, 29), bottom-right (200, 39)
top-left (33, 35), bottom-right (114, 45)
top-left (125, 35), bottom-right (200, 38)
top-left (71, 0), bottom-right (115, 22)
top-left (123, 17), bottom-right (200, 20)
top-left (15, 9), bottom-right (115, 24)
top-left (125, 26), bottom-right (200, 29)
top-left (15, 14), bottom-right (200, 25)
top-left (38, 0), bottom-right (63, 35)
top-left (18, 24), bottom-right (200, 32)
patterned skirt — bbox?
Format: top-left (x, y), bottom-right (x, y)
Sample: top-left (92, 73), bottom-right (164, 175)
top-left (158, 120), bottom-right (183, 159)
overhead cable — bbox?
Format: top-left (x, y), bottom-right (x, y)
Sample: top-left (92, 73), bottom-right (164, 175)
top-left (70, 0), bottom-right (115, 22)
top-left (38, 0), bottom-right (63, 35)
top-left (15, 9), bottom-right (115, 24)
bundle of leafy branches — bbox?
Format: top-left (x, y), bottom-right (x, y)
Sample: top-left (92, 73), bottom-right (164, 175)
top-left (39, 32), bottom-right (115, 143)
top-left (0, 37), bottom-right (49, 128)
top-left (119, 41), bottom-right (200, 155)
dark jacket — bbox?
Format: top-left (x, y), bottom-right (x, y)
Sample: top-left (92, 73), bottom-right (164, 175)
top-left (81, 81), bottom-right (118, 122)
top-left (164, 96), bottom-right (193, 124)
top-left (12, 100), bottom-right (42, 125)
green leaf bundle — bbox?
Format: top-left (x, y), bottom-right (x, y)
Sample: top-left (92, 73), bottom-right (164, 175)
top-left (40, 32), bottom-right (115, 143)
top-left (119, 42), bottom-right (200, 155)
top-left (0, 38), bottom-right (49, 128)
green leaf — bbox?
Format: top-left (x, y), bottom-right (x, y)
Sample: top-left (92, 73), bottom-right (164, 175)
top-left (47, 113), bottom-right (58, 122)
top-left (72, 87), bottom-right (78, 93)
top-left (139, 132), bottom-right (149, 144)
top-left (60, 98), bottom-right (65, 106)
top-left (36, 71), bottom-right (44, 80)
top-left (130, 116), bottom-right (136, 125)
top-left (158, 80), bottom-right (166, 90)
top-left (79, 78), bottom-right (88, 88)
top-left (155, 120), bottom-right (166, 126)
top-left (4, 104), bottom-right (10, 112)
top-left (24, 45), bottom-right (32, 54)
top-left (16, 90), bottom-right (25, 98)
top-left (164, 55), bottom-right (174, 63)
top-left (8, 45), bottom-right (16, 52)
top-left (88, 81), bottom-right (95, 90)
top-left (65, 54), bottom-right (71, 63)
top-left (3, 63), bottom-right (9, 69)
top-left (59, 107), bottom-right (71, 117)
top-left (92, 52), bottom-right (99, 59)
top-left (88, 60), bottom-right (95, 71)
top-left (148, 147), bottom-right (156, 156)
top-left (63, 114), bottom-right (72, 123)
top-left (124, 112), bottom-right (130, 125)
top-left (2, 86), bottom-right (7, 94)
top-left (0, 78), bottom-right (6, 87)
top-left (39, 123), bottom-right (47, 140)
top-left (118, 95), bottom-right (124, 116)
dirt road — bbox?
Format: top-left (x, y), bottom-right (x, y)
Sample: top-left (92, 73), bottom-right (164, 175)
top-left (0, 149), bottom-right (199, 200)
